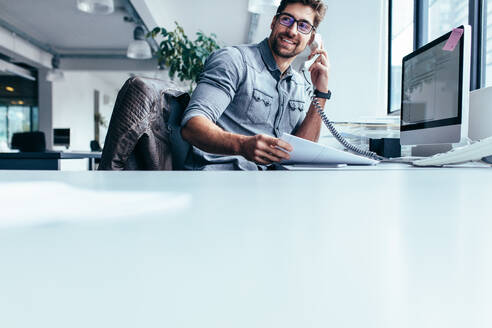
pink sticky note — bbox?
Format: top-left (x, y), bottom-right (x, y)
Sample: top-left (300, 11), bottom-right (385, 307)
top-left (443, 28), bottom-right (464, 51)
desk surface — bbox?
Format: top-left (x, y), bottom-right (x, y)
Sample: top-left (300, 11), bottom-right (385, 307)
top-left (1, 166), bottom-right (492, 328)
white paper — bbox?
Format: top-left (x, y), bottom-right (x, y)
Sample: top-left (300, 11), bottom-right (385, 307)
top-left (280, 133), bottom-right (378, 165)
top-left (0, 182), bottom-right (191, 229)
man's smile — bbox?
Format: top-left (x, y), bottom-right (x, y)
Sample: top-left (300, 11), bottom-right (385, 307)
top-left (279, 36), bottom-right (297, 48)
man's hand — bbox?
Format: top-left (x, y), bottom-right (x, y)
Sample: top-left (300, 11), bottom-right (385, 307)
top-left (240, 134), bottom-right (293, 165)
top-left (293, 43), bottom-right (330, 143)
top-left (308, 46), bottom-right (330, 93)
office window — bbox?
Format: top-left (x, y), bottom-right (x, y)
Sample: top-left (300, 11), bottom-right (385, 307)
top-left (0, 66), bottom-right (38, 146)
top-left (389, 0), bottom-right (414, 113)
top-left (32, 106), bottom-right (39, 131)
top-left (0, 106), bottom-right (39, 145)
top-left (485, 0), bottom-right (492, 86)
top-left (7, 106), bottom-right (31, 143)
top-left (388, 0), bottom-right (488, 113)
top-left (428, 0), bottom-right (468, 41)
top-left (0, 106), bottom-right (6, 145)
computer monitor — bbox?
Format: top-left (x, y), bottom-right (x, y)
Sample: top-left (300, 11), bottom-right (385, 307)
top-left (400, 25), bottom-right (471, 148)
top-left (53, 128), bottom-right (70, 148)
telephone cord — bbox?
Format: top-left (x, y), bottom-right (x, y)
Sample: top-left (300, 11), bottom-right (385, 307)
top-left (312, 96), bottom-right (385, 161)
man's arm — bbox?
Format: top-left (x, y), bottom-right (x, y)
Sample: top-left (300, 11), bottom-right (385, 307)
top-left (293, 98), bottom-right (326, 142)
top-left (181, 47), bottom-right (292, 165)
top-left (181, 116), bottom-right (293, 165)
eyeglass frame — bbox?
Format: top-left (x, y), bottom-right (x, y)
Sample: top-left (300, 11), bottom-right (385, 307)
top-left (274, 12), bottom-right (316, 34)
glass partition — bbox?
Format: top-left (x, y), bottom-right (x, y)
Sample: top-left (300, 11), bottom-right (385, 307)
top-left (0, 67), bottom-right (38, 147)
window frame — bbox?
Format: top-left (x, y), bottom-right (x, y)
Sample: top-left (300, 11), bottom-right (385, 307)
top-left (388, 0), bottom-right (485, 114)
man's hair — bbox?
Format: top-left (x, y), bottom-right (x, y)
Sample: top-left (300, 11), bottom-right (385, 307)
top-left (276, 0), bottom-right (327, 28)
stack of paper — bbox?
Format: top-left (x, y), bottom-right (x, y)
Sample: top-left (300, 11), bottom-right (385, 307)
top-left (280, 133), bottom-right (378, 166)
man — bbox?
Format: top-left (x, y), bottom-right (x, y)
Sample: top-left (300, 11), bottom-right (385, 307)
top-left (181, 0), bottom-right (329, 170)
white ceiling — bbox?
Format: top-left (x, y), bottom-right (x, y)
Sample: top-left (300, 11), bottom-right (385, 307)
top-left (0, 0), bottom-right (277, 74)
top-left (0, 0), bottom-right (256, 58)
top-left (142, 0), bottom-right (251, 47)
top-left (0, 0), bottom-right (138, 55)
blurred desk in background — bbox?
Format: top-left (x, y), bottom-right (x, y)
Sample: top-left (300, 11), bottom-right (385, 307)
top-left (0, 151), bottom-right (102, 170)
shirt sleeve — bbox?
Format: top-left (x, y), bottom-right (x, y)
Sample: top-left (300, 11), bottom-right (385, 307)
top-left (181, 47), bottom-right (245, 127)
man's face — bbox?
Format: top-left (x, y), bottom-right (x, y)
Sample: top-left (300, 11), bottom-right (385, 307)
top-left (269, 3), bottom-right (316, 59)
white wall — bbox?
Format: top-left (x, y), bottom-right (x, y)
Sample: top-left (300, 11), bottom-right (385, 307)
top-left (51, 71), bottom-right (130, 151)
top-left (51, 70), bottom-right (179, 170)
top-left (51, 71), bottom-right (127, 170)
top-left (144, 0), bottom-right (389, 121)
top-left (252, 0), bottom-right (389, 122)
top-left (321, 0), bottom-right (388, 121)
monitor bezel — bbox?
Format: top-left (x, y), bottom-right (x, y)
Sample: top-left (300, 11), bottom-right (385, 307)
top-left (400, 25), bottom-right (465, 132)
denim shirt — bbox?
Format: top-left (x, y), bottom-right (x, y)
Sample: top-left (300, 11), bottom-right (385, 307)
top-left (182, 38), bottom-right (311, 170)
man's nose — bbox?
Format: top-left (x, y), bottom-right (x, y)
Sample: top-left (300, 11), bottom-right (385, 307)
top-left (286, 23), bottom-right (298, 36)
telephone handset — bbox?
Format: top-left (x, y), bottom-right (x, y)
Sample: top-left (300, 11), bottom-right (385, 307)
top-left (304, 33), bottom-right (323, 70)
top-left (302, 34), bottom-right (384, 161)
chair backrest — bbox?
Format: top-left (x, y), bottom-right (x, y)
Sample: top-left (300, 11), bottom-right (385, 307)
top-left (98, 76), bottom-right (190, 170)
top-left (165, 90), bottom-right (191, 170)
top-left (90, 140), bottom-right (102, 151)
top-left (11, 131), bottom-right (46, 152)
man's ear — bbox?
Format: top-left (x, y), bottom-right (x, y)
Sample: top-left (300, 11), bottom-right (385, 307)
top-left (308, 32), bottom-right (316, 47)
top-left (270, 15), bottom-right (277, 30)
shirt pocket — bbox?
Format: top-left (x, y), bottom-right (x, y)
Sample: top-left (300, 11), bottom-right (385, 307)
top-left (247, 89), bottom-right (273, 124)
top-left (288, 99), bottom-right (305, 128)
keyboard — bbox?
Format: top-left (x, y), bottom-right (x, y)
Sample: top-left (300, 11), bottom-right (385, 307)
top-left (412, 135), bottom-right (492, 166)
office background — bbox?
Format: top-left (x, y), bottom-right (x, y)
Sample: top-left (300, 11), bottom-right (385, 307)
top-left (0, 0), bottom-right (491, 169)
top-left (1, 2), bottom-right (492, 327)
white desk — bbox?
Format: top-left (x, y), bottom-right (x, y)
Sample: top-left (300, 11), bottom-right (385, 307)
top-left (1, 166), bottom-right (492, 328)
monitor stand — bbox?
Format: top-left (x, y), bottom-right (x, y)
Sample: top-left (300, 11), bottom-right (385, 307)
top-left (411, 144), bottom-right (452, 157)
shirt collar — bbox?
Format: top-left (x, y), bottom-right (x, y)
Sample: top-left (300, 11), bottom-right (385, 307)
top-left (259, 38), bottom-right (278, 73)
top-left (259, 38), bottom-right (295, 80)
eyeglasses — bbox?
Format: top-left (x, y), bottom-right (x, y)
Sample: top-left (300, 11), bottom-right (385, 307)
top-left (275, 13), bottom-right (315, 34)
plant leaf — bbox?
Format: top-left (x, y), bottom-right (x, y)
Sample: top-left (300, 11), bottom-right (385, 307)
top-left (153, 22), bottom-right (221, 87)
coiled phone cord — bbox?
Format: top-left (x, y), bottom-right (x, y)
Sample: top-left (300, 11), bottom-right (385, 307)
top-left (312, 96), bottom-right (385, 161)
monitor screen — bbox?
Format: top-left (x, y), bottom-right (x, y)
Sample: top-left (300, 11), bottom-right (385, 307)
top-left (400, 25), bottom-right (470, 146)
top-left (53, 128), bottom-right (70, 147)
top-left (401, 33), bottom-right (462, 129)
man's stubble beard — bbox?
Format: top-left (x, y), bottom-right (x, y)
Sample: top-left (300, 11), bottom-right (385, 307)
top-left (269, 33), bottom-right (305, 59)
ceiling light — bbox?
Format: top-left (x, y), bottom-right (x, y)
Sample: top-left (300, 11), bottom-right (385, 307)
top-left (5, 86), bottom-right (14, 92)
top-left (77, 0), bottom-right (114, 15)
top-left (127, 26), bottom-right (152, 60)
top-left (46, 56), bottom-right (64, 82)
top-left (18, 100), bottom-right (24, 105)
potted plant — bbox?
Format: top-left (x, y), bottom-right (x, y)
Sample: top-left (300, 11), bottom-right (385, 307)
top-left (94, 112), bottom-right (108, 143)
top-left (150, 22), bottom-right (221, 92)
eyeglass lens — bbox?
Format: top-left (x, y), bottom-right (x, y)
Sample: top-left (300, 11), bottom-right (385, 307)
top-left (278, 14), bottom-right (313, 34)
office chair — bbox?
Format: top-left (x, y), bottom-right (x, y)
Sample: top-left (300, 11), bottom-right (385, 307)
top-left (11, 131), bottom-right (46, 152)
top-left (89, 140), bottom-right (102, 169)
top-left (98, 76), bottom-right (191, 170)
top-left (90, 140), bottom-right (102, 152)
